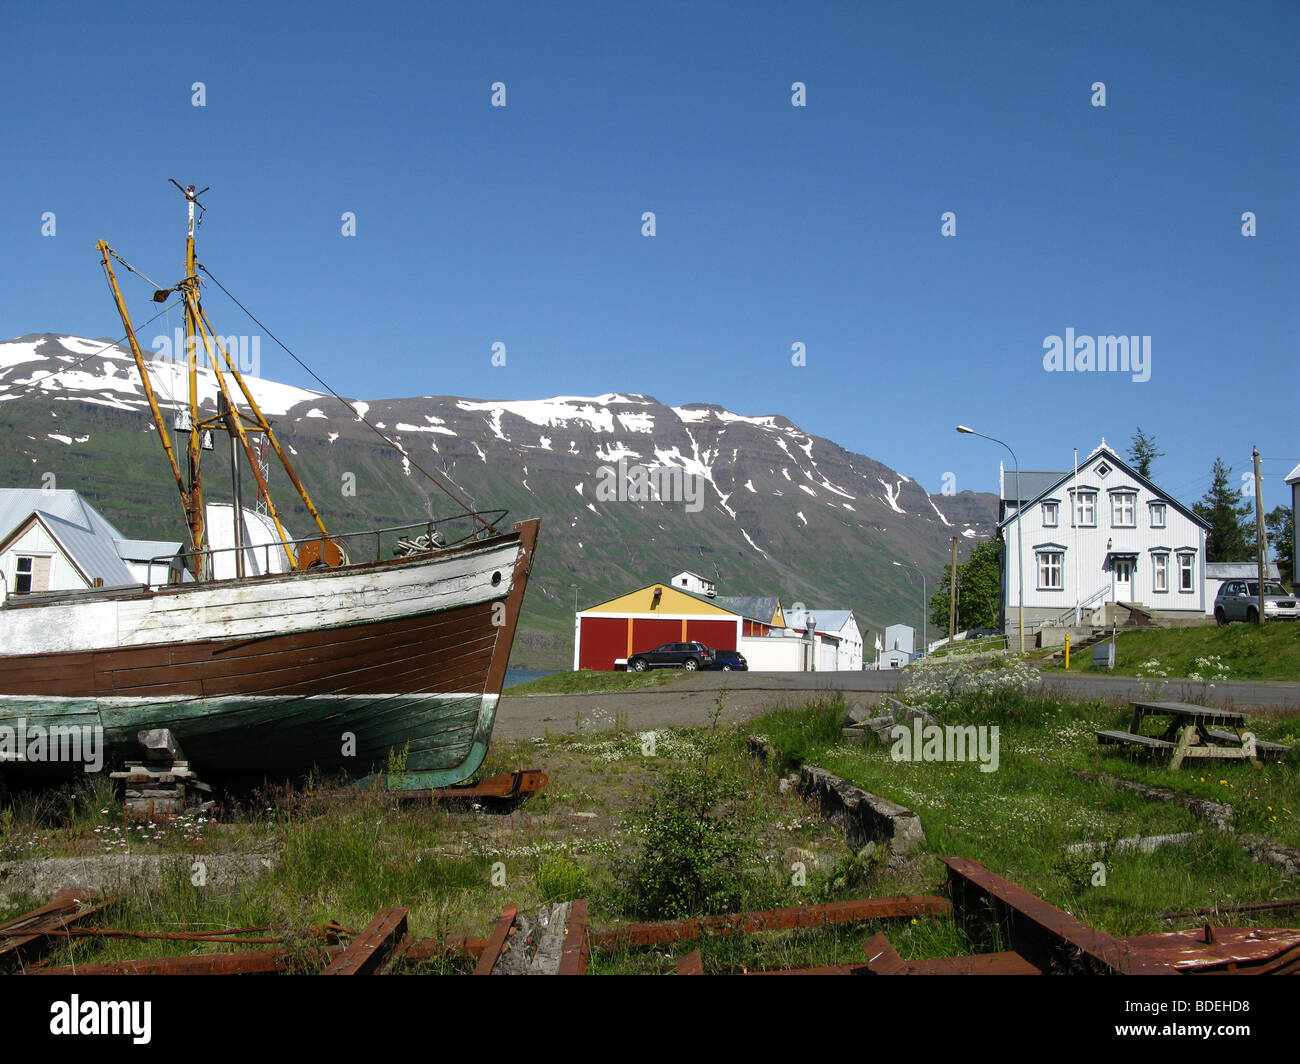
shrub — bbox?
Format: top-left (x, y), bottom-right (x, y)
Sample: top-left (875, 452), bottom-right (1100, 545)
top-left (620, 696), bottom-right (761, 919)
top-left (900, 656), bottom-right (1041, 723)
top-left (536, 856), bottom-right (589, 902)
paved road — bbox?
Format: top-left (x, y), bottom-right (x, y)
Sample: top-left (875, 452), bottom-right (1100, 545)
top-left (495, 669), bottom-right (1300, 740)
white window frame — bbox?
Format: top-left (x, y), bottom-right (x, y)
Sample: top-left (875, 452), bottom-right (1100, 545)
top-left (1073, 491), bottom-right (1097, 527)
top-left (1177, 553), bottom-right (1195, 594)
top-left (1037, 550), bottom-right (1064, 591)
top-left (1149, 502), bottom-right (1166, 529)
top-left (1110, 492), bottom-right (1136, 528)
top-left (1042, 500), bottom-right (1059, 527)
top-left (1152, 553), bottom-right (1169, 593)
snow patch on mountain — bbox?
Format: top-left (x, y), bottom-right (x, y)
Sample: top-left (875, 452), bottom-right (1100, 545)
top-left (594, 442), bottom-right (641, 463)
top-left (879, 478), bottom-right (906, 514)
top-left (927, 495), bottom-right (952, 526)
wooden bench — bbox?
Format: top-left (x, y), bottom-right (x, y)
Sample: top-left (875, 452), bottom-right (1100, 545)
top-left (1094, 730), bottom-right (1175, 751)
top-left (1203, 729), bottom-right (1290, 761)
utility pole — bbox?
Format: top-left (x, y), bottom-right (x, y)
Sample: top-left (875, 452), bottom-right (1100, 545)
top-left (1254, 447), bottom-right (1267, 627)
top-left (949, 535), bottom-right (958, 649)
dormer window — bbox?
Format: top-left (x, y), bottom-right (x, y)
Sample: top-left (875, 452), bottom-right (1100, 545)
top-left (13, 556), bottom-right (33, 595)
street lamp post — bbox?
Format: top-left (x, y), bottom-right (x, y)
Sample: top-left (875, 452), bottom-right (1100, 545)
top-left (957, 425), bottom-right (1024, 654)
top-left (893, 560), bottom-right (927, 659)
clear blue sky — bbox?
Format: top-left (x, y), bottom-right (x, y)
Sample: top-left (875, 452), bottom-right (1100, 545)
top-left (2, 0), bottom-right (1296, 511)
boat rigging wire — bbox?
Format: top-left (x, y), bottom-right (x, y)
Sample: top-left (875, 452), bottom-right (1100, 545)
top-left (105, 247), bottom-right (166, 292)
top-left (197, 263), bottom-right (494, 531)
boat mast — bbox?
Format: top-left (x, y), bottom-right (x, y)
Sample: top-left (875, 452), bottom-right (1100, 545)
top-left (96, 243), bottom-right (196, 559)
top-left (180, 183), bottom-right (208, 579)
top-left (98, 182), bottom-right (348, 580)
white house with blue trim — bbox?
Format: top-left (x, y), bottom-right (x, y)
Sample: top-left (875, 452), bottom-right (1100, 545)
top-left (997, 442), bottom-right (1211, 637)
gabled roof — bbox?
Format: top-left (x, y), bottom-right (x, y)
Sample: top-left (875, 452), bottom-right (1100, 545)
top-left (582, 581), bottom-right (736, 616)
top-left (672, 569), bottom-right (713, 584)
top-left (1286, 462), bottom-right (1300, 486)
top-left (785, 608), bottom-right (858, 635)
top-left (998, 445), bottom-right (1211, 532)
top-left (0, 489), bottom-right (141, 587)
top-left (715, 595), bottom-right (782, 624)
top-left (1001, 471), bottom-right (1065, 503)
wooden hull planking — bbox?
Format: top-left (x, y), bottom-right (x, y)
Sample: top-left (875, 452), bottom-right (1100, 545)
top-left (0, 519), bottom-right (540, 786)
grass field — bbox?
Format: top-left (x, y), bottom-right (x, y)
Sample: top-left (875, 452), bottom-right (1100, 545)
top-left (747, 678), bottom-right (1300, 940)
top-left (1, 706), bottom-right (915, 974)
top-left (504, 668), bottom-right (680, 696)
top-left (1040, 620), bottom-right (1300, 680)
top-left (4, 673), bottom-right (1297, 973)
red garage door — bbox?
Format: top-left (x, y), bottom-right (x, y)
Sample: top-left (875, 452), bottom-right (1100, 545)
top-left (578, 616), bottom-right (742, 670)
top-left (577, 616), bottom-right (629, 671)
top-left (684, 618), bottom-right (739, 652)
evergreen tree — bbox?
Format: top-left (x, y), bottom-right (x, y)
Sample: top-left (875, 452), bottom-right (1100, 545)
top-left (1127, 427), bottom-right (1164, 478)
top-left (1266, 505), bottom-right (1294, 586)
top-left (1192, 458), bottom-right (1252, 562)
top-left (928, 537), bottom-right (1002, 636)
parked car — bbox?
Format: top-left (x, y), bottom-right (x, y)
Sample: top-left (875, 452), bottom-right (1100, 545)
top-left (627, 642), bottom-right (714, 671)
top-left (706, 649), bottom-right (748, 671)
top-left (1214, 579), bottom-right (1300, 624)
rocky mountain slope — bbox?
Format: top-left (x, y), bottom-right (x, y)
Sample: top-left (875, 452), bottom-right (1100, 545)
top-left (0, 334), bottom-right (997, 666)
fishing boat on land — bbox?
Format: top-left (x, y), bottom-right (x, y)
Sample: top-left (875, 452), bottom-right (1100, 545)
top-left (0, 183), bottom-right (539, 788)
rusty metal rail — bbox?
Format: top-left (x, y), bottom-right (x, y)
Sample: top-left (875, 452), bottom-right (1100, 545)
top-left (675, 950), bottom-right (704, 975)
top-left (588, 895), bottom-right (951, 950)
top-left (942, 856), bottom-right (1179, 975)
top-left (0, 889), bottom-right (109, 969)
top-left (322, 908), bottom-right (409, 976)
top-left (15, 861), bottom-right (1296, 975)
top-left (1123, 926), bottom-right (1300, 974)
top-left (862, 931), bottom-right (1041, 975)
top-left (473, 904), bottom-right (519, 975)
top-left (557, 899), bottom-right (589, 975)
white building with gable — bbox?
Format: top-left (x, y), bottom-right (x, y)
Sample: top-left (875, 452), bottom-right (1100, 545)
top-left (997, 441), bottom-right (1210, 636)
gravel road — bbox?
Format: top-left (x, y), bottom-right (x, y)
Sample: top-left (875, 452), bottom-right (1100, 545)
top-left (495, 669), bottom-right (1300, 740)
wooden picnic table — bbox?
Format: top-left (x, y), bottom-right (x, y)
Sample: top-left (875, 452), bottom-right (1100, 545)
top-left (1096, 700), bottom-right (1289, 770)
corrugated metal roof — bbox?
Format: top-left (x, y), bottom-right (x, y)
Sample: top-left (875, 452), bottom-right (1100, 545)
top-left (1206, 561), bottom-right (1280, 579)
top-left (785, 608), bottom-right (857, 635)
top-left (115, 539), bottom-right (183, 561)
top-left (0, 489), bottom-right (139, 587)
top-left (714, 595), bottom-right (781, 624)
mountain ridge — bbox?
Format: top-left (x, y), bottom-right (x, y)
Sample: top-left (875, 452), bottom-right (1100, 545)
top-left (0, 333), bottom-right (997, 666)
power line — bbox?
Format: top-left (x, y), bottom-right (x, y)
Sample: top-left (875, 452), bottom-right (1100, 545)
top-left (197, 264), bottom-right (494, 531)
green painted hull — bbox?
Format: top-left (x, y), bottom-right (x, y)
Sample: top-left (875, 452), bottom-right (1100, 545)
top-left (0, 692), bottom-right (498, 788)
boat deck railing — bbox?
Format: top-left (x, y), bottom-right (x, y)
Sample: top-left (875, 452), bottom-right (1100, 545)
top-left (151, 509), bottom-right (511, 583)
